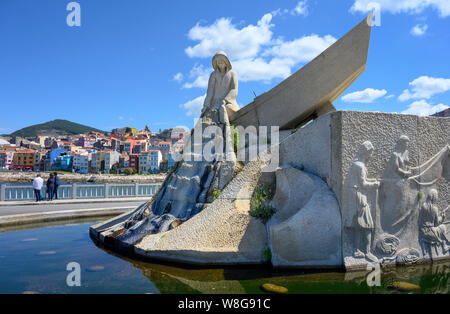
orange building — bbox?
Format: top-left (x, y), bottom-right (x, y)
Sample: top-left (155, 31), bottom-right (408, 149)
top-left (13, 148), bottom-right (35, 170)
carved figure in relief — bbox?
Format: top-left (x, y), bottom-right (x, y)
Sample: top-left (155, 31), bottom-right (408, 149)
top-left (346, 141), bottom-right (380, 262)
top-left (419, 189), bottom-right (450, 258)
top-left (379, 135), bottom-right (414, 235)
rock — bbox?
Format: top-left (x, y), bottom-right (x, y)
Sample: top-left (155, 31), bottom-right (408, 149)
top-left (387, 282), bottom-right (420, 292)
top-left (261, 283), bottom-right (288, 294)
top-left (170, 219), bottom-right (182, 230)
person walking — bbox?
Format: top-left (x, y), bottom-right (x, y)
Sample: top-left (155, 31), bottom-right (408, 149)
top-left (32, 174), bottom-right (44, 202)
top-left (53, 172), bottom-right (60, 200)
top-left (46, 173), bottom-right (56, 201)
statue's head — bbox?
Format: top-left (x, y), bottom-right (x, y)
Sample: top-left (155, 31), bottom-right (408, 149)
top-left (358, 141), bottom-right (374, 161)
top-left (212, 51), bottom-right (232, 72)
top-left (396, 135), bottom-right (410, 152)
top-left (427, 189), bottom-right (438, 204)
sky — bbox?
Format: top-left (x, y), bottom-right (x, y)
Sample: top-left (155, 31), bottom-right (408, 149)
top-left (0, 0), bottom-right (449, 134)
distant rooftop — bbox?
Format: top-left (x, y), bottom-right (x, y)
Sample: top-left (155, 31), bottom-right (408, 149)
top-left (432, 108), bottom-right (450, 117)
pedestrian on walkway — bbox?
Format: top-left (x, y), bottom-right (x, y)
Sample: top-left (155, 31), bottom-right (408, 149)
top-left (32, 174), bottom-right (43, 202)
top-left (46, 173), bottom-right (55, 201)
top-left (53, 172), bottom-right (60, 200)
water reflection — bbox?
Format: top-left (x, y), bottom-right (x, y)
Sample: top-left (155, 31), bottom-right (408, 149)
top-left (94, 241), bottom-right (450, 294)
top-left (0, 220), bottom-right (448, 294)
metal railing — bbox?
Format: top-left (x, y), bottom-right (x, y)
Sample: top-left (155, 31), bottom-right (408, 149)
top-left (0, 183), bottom-right (162, 201)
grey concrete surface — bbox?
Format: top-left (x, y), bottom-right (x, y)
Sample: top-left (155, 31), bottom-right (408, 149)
top-left (0, 200), bottom-right (143, 217)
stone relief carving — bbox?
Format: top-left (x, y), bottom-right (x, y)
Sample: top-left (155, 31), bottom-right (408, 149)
top-left (379, 135), bottom-right (415, 236)
top-left (344, 141), bottom-right (380, 263)
top-left (419, 189), bottom-right (450, 259)
top-left (375, 234), bottom-right (400, 258)
top-left (344, 136), bottom-right (449, 269)
top-left (380, 137), bottom-right (449, 238)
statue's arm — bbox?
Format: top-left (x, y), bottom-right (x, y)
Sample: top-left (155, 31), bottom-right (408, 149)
top-left (224, 71), bottom-right (238, 105)
top-left (395, 155), bottom-right (411, 177)
top-left (360, 166), bottom-right (379, 189)
top-left (203, 72), bottom-right (215, 111)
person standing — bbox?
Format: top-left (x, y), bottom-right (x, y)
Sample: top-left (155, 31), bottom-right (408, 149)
top-left (53, 172), bottom-right (60, 200)
top-left (46, 173), bottom-right (55, 201)
top-left (32, 174), bottom-right (44, 202)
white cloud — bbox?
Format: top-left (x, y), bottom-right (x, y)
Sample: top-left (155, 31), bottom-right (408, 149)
top-left (341, 88), bottom-right (387, 103)
top-left (401, 100), bottom-right (448, 116)
top-left (411, 24), bottom-right (428, 36)
top-left (185, 14), bottom-right (274, 60)
top-left (180, 10), bottom-right (338, 115)
top-left (182, 13), bottom-right (336, 88)
top-left (173, 73), bottom-right (184, 82)
top-left (398, 89), bottom-right (413, 101)
top-left (263, 34), bottom-right (336, 65)
top-left (183, 64), bottom-right (210, 89)
top-left (179, 95), bottom-right (206, 116)
top-left (292, 1), bottom-right (309, 16)
top-left (386, 94), bottom-right (395, 99)
top-left (398, 76), bottom-right (450, 101)
top-left (118, 116), bottom-right (124, 121)
top-left (351, 0), bottom-right (450, 17)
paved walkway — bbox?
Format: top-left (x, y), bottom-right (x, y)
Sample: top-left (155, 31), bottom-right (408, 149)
top-left (0, 199), bottom-right (148, 227)
top-left (0, 199), bottom-right (145, 217)
top-left (0, 197), bottom-right (150, 208)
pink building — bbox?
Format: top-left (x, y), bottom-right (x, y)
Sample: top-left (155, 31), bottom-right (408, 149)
top-left (0, 151), bottom-right (14, 169)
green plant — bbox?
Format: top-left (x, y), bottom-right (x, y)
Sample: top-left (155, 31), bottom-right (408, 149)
top-left (213, 189), bottom-right (221, 201)
top-left (249, 184), bottom-right (276, 224)
top-left (418, 191), bottom-right (423, 200)
top-left (230, 125), bottom-right (239, 154)
top-left (123, 167), bottom-right (137, 175)
top-left (263, 247), bottom-right (272, 262)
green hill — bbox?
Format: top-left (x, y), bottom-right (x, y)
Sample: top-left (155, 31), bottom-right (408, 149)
top-left (9, 119), bottom-right (106, 137)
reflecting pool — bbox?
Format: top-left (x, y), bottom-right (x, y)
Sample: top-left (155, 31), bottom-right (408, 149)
top-left (0, 219), bottom-right (448, 294)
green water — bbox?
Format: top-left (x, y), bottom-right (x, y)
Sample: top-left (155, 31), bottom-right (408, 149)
top-left (0, 219), bottom-right (448, 294)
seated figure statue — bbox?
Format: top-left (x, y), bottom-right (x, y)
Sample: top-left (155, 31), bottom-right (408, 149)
top-left (201, 51), bottom-right (239, 124)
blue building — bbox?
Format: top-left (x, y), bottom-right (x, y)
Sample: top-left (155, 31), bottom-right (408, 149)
top-left (45, 148), bottom-right (65, 170)
top-left (52, 155), bottom-right (72, 171)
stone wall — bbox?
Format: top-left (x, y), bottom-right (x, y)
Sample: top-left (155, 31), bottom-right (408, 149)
top-left (288, 111), bottom-right (449, 270)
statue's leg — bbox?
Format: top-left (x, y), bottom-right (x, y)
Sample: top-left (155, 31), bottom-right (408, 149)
top-left (354, 228), bottom-right (365, 258)
top-left (365, 230), bottom-right (378, 262)
top-left (220, 104), bottom-right (237, 163)
top-left (365, 231), bottom-right (372, 255)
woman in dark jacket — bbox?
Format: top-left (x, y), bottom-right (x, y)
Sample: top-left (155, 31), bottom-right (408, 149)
top-left (53, 172), bottom-right (60, 199)
top-left (46, 173), bottom-right (55, 201)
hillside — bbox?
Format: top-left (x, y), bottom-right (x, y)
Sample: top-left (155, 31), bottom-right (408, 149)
top-left (9, 119), bottom-right (106, 137)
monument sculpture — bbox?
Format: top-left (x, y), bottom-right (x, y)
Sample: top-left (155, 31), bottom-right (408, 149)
top-left (91, 14), bottom-right (449, 271)
top-left (94, 52), bottom-right (240, 247)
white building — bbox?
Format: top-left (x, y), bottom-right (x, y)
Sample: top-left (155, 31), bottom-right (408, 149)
top-left (91, 150), bottom-right (101, 171)
top-left (104, 151), bottom-right (120, 173)
top-left (139, 150), bottom-right (162, 173)
top-left (73, 153), bottom-right (91, 174)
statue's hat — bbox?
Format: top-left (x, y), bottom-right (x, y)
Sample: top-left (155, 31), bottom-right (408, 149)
top-left (212, 51), bottom-right (232, 71)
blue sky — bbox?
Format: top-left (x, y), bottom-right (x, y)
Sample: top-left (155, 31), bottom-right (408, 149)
top-left (0, 0), bottom-right (449, 134)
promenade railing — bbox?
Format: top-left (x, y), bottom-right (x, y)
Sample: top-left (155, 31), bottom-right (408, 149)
top-left (0, 182), bottom-right (162, 201)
